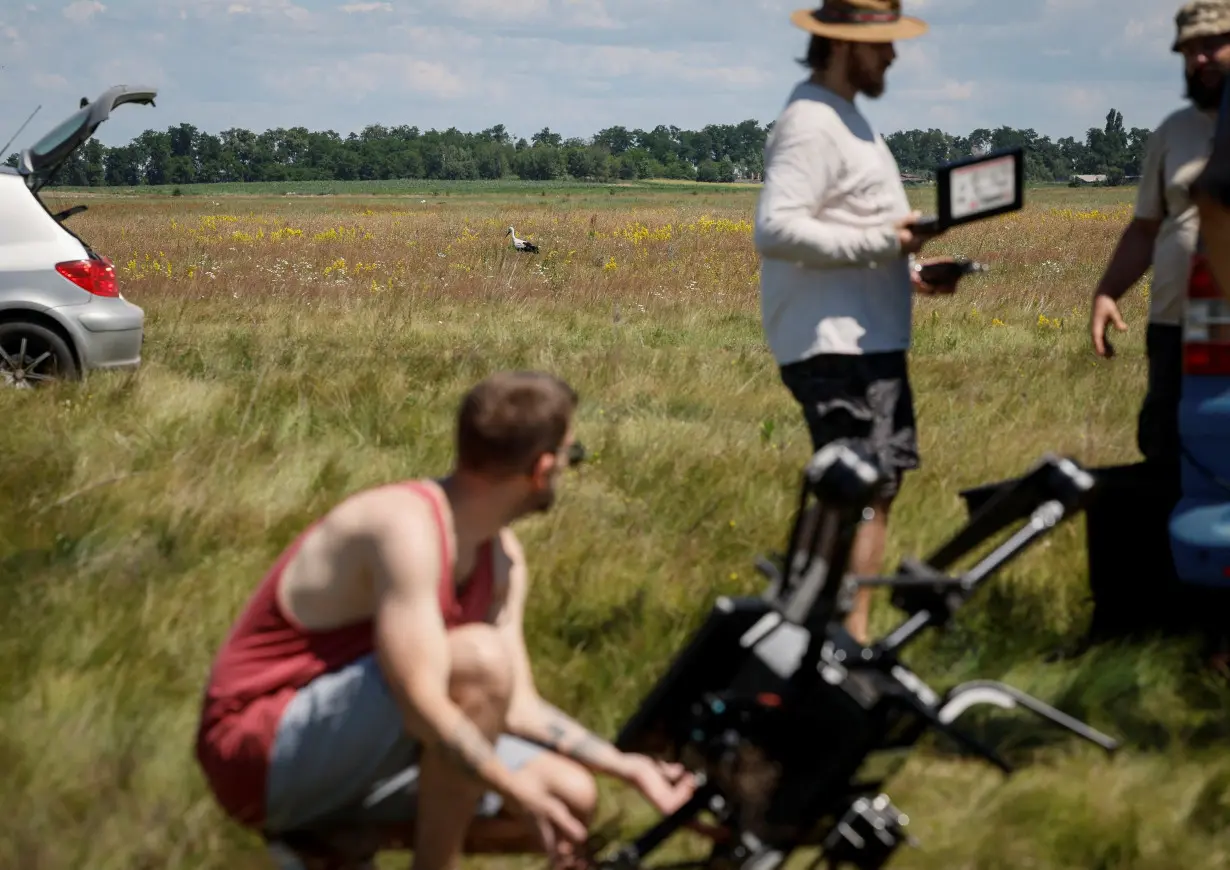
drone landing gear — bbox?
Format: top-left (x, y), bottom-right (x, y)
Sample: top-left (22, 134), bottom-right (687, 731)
top-left (936, 679), bottom-right (1120, 762)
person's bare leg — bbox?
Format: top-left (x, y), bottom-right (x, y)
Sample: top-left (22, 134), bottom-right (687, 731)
top-left (783, 493), bottom-right (893, 646)
top-left (410, 625), bottom-right (514, 870)
top-left (843, 497), bottom-right (892, 645)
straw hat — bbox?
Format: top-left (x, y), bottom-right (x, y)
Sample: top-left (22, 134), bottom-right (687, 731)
top-left (790, 0), bottom-right (928, 43)
top-left (1172, 0), bottom-right (1230, 51)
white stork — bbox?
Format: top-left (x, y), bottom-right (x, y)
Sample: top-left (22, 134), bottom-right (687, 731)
top-left (505, 225), bottom-right (539, 254)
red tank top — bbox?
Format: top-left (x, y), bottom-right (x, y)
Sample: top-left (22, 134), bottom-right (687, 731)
top-left (194, 480), bottom-right (496, 830)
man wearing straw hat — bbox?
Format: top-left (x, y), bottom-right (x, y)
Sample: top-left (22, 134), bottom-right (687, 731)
top-left (754, 0), bottom-right (952, 645)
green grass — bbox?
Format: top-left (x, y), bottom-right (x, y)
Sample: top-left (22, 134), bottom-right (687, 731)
top-left (48, 176), bottom-right (1135, 206)
top-left (2, 182), bottom-right (1228, 869)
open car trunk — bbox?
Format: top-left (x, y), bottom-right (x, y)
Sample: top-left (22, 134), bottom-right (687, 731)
top-left (15, 84), bottom-right (157, 255)
top-left (18, 84), bottom-right (158, 195)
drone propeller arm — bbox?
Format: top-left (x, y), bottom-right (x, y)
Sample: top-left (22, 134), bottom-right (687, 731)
top-left (876, 495), bottom-right (1077, 653)
top-left (917, 455), bottom-right (1095, 574)
top-left (938, 680), bottom-right (1120, 755)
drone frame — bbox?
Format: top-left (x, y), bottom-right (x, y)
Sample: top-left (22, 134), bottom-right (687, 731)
top-left (599, 444), bottom-right (1120, 870)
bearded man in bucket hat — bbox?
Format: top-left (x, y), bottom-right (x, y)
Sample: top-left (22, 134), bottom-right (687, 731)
top-left (754, 0), bottom-right (958, 645)
top-left (1089, 0), bottom-right (1230, 477)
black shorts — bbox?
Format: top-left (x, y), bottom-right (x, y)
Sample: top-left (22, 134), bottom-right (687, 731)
top-left (778, 351), bottom-right (920, 501)
top-left (1137, 323), bottom-right (1183, 474)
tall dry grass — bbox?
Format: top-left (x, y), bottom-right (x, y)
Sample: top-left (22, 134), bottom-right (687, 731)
top-left (2, 184), bottom-right (1228, 869)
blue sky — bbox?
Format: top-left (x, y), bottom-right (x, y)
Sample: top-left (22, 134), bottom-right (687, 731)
top-left (0, 0), bottom-right (1184, 152)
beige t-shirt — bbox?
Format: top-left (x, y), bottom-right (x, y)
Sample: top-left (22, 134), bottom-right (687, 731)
top-left (1135, 104), bottom-right (1219, 326)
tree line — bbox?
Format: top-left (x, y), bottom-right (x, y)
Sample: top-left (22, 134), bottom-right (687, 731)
top-left (4, 108), bottom-right (1148, 187)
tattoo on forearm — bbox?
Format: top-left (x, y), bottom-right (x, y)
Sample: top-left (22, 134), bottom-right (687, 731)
top-left (537, 702), bottom-right (617, 766)
top-left (569, 732), bottom-right (610, 764)
top-left (544, 722), bottom-right (568, 750)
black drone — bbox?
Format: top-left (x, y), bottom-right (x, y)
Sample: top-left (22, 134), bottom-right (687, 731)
top-left (598, 443), bottom-right (1121, 870)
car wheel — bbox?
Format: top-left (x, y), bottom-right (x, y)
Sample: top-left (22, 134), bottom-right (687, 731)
top-left (0, 321), bottom-right (79, 389)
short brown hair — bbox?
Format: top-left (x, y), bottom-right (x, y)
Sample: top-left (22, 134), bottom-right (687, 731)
top-left (456, 371), bottom-right (579, 477)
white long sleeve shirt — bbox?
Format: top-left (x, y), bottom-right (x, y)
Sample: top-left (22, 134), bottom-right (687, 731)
top-left (755, 81), bottom-right (914, 363)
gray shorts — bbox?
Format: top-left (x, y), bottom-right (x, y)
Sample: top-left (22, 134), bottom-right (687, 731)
top-left (264, 652), bottom-right (547, 835)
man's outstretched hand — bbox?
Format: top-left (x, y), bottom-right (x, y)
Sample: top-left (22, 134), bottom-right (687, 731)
top-left (618, 753), bottom-right (697, 816)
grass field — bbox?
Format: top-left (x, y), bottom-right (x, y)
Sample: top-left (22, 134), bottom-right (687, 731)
top-left (3, 179), bottom-right (1230, 870)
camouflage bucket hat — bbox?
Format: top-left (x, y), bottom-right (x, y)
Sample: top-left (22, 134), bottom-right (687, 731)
top-left (1173, 0), bottom-right (1230, 51)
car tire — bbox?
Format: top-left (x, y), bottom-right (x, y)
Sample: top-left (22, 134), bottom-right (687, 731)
top-left (0, 321), bottom-right (79, 388)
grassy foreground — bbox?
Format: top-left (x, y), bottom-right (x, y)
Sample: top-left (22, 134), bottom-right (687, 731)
top-left (3, 183), bottom-right (1230, 869)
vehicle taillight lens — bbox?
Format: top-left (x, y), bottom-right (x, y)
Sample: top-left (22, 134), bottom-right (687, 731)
top-left (55, 258), bottom-right (118, 298)
top-left (1184, 254), bottom-right (1230, 376)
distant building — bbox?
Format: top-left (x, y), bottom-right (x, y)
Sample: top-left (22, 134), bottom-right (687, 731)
top-left (1073, 174), bottom-right (1108, 184)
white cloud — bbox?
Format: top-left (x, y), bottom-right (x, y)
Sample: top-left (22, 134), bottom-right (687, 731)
top-left (558, 0), bottom-right (619, 29)
top-left (63, 0), bottom-right (105, 23)
top-left (1059, 86), bottom-right (1109, 114)
top-left (520, 42), bottom-right (769, 87)
top-left (339, 2), bottom-right (392, 11)
top-left (223, 0), bottom-right (313, 24)
top-left (1123, 9), bottom-right (1173, 49)
top-left (32, 73), bottom-right (69, 90)
top-left (447, 0), bottom-right (550, 23)
top-left (268, 54), bottom-right (469, 100)
top-left (396, 24), bottom-right (484, 53)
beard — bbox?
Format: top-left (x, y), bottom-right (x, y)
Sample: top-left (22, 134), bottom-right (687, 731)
top-left (849, 55), bottom-right (888, 99)
top-left (1187, 68), bottom-right (1226, 110)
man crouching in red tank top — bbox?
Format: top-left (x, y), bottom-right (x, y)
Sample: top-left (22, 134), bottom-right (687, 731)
top-left (194, 371), bottom-right (697, 870)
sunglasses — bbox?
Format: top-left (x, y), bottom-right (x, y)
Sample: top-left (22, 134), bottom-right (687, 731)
top-left (565, 441), bottom-right (588, 467)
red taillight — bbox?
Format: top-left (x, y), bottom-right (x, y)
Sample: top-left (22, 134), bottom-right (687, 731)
top-left (1184, 342), bottom-right (1230, 375)
top-left (1184, 254), bottom-right (1230, 375)
top-left (55, 258), bottom-right (118, 297)
top-left (1189, 254), bottom-right (1221, 300)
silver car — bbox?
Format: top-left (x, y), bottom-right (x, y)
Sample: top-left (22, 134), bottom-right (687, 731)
top-left (0, 84), bottom-right (156, 388)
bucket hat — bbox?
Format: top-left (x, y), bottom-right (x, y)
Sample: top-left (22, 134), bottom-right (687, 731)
top-left (1173, 0), bottom-right (1230, 52)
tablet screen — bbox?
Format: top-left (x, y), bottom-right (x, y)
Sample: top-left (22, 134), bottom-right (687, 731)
top-left (948, 152), bottom-right (1020, 222)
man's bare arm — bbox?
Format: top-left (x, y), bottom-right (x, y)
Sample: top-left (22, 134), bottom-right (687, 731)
top-left (1095, 125), bottom-right (1165, 302)
top-left (1094, 218), bottom-right (1161, 301)
top-left (491, 529), bottom-right (637, 780)
top-left (366, 492), bottom-right (523, 797)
